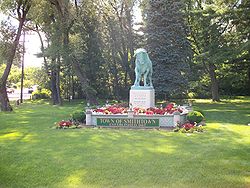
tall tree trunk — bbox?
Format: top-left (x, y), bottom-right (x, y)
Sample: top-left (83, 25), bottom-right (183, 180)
top-left (51, 67), bottom-right (62, 105)
top-left (110, 48), bottom-right (120, 99)
top-left (36, 27), bottom-right (62, 105)
top-left (0, 1), bottom-right (31, 111)
top-left (51, 70), bottom-right (59, 105)
top-left (20, 30), bottom-right (25, 103)
top-left (0, 84), bottom-right (12, 111)
top-left (110, 65), bottom-right (120, 99)
top-left (209, 63), bottom-right (220, 101)
top-left (108, 17), bottom-right (133, 86)
top-left (36, 25), bottom-right (49, 73)
top-left (71, 74), bottom-right (75, 99)
top-left (126, 2), bottom-right (135, 82)
top-left (247, 65), bottom-right (250, 95)
top-left (55, 57), bottom-right (62, 105)
top-left (48, 0), bottom-right (71, 105)
top-left (0, 18), bottom-right (25, 111)
top-left (50, 58), bottom-right (62, 105)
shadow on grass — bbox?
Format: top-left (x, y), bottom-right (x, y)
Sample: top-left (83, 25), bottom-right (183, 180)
top-left (1, 127), bottom-right (249, 188)
top-left (194, 100), bottom-right (250, 125)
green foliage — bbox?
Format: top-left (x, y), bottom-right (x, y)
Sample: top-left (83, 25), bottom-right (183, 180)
top-left (23, 67), bottom-right (48, 88)
top-left (187, 111), bottom-right (204, 124)
top-left (177, 125), bottom-right (204, 133)
top-left (187, 92), bottom-right (196, 99)
top-left (0, 21), bottom-right (17, 64)
top-left (32, 89), bottom-right (51, 99)
top-left (71, 111), bottom-right (85, 123)
top-left (146, 0), bottom-right (191, 98)
top-left (0, 64), bottom-right (21, 86)
top-left (186, 0), bottom-right (250, 98)
top-left (69, 0), bottom-right (136, 99)
top-left (0, 64), bottom-right (47, 89)
top-left (218, 64), bottom-right (249, 96)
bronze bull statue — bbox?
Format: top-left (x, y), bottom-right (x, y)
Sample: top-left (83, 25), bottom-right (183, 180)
top-left (133, 48), bottom-right (153, 87)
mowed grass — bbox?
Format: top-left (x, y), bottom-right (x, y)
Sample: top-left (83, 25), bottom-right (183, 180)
top-left (0, 98), bottom-right (250, 188)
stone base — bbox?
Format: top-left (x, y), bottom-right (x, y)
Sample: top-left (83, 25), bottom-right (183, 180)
top-left (86, 112), bottom-right (188, 127)
top-left (129, 87), bottom-right (155, 108)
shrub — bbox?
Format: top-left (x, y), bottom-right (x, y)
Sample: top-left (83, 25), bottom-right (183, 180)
top-left (71, 111), bottom-right (85, 123)
top-left (173, 123), bottom-right (204, 133)
top-left (32, 89), bottom-right (51, 99)
top-left (188, 92), bottom-right (196, 99)
top-left (192, 107), bottom-right (205, 116)
top-left (187, 111), bottom-right (204, 124)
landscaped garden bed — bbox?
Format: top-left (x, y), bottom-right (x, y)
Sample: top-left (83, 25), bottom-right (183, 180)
top-left (85, 103), bottom-right (189, 127)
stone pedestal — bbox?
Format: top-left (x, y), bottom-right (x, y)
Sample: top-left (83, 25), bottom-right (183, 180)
top-left (127, 110), bottom-right (134, 118)
top-left (129, 87), bottom-right (155, 108)
top-left (86, 109), bottom-right (92, 125)
top-left (173, 111), bottom-right (181, 126)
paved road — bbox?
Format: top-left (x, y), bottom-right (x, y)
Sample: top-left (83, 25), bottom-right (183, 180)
top-left (7, 89), bottom-right (32, 101)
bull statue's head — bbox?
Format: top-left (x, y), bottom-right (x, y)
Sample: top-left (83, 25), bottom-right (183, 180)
top-left (134, 48), bottom-right (147, 65)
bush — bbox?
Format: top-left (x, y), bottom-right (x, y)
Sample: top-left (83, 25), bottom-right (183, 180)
top-left (192, 107), bottom-right (205, 116)
top-left (173, 122), bottom-right (204, 133)
top-left (188, 92), bottom-right (196, 99)
top-left (32, 89), bottom-right (51, 99)
top-left (71, 111), bottom-right (85, 123)
top-left (187, 111), bottom-right (204, 124)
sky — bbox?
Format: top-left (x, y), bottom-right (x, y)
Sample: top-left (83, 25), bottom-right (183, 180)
top-left (23, 32), bottom-right (43, 67)
top-left (0, 13), bottom-right (43, 68)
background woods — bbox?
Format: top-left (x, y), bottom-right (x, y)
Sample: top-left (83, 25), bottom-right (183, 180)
top-left (0, 0), bottom-right (249, 111)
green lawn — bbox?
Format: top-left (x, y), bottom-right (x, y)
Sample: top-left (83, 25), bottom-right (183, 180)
top-left (0, 98), bottom-right (250, 188)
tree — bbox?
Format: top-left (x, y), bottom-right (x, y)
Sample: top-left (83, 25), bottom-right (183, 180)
top-left (0, 0), bottom-right (31, 111)
top-left (186, 0), bottom-right (223, 101)
top-left (186, 0), bottom-right (249, 100)
top-left (29, 0), bottom-right (71, 105)
top-left (145, 0), bottom-right (191, 98)
top-left (47, 0), bottom-right (103, 104)
top-left (69, 0), bottom-right (138, 100)
top-left (98, 0), bottom-right (142, 98)
top-left (70, 1), bottom-right (102, 102)
top-left (228, 0), bottom-right (250, 95)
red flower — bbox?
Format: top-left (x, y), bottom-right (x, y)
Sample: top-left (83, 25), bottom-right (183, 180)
top-left (107, 107), bottom-right (125, 114)
top-left (182, 123), bottom-right (194, 130)
top-left (94, 108), bottom-right (105, 113)
top-left (92, 103), bottom-right (184, 115)
top-left (58, 121), bottom-right (72, 127)
top-left (146, 110), bottom-right (154, 115)
top-left (166, 103), bottom-right (174, 111)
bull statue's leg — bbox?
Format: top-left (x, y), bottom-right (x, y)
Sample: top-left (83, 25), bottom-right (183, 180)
top-left (134, 69), bottom-right (141, 86)
top-left (148, 70), bottom-right (153, 86)
top-left (144, 69), bottom-right (150, 86)
top-left (145, 69), bottom-right (153, 87)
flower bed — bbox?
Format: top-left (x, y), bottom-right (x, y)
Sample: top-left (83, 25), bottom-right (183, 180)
top-left (56, 120), bottom-right (73, 129)
top-left (85, 103), bottom-right (190, 127)
top-left (173, 122), bottom-right (204, 133)
top-left (92, 103), bottom-right (188, 116)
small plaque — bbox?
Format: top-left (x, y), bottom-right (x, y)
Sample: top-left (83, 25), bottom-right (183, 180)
top-left (129, 89), bottom-right (155, 108)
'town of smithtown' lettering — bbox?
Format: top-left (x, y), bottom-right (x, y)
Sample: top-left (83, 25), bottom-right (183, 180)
top-left (97, 118), bottom-right (159, 127)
